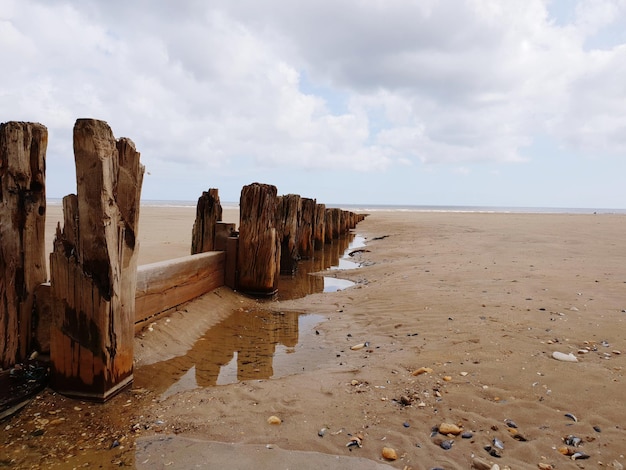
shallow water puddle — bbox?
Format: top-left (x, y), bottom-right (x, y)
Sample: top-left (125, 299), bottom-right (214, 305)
top-left (136, 233), bottom-right (365, 398)
top-left (140, 310), bottom-right (327, 399)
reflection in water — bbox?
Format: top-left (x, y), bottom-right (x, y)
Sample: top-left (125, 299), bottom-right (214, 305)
top-left (136, 232), bottom-right (365, 398)
top-left (135, 309), bottom-right (325, 398)
top-left (276, 233), bottom-right (363, 300)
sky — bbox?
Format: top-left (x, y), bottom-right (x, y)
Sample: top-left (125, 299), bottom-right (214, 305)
top-left (2, 0), bottom-right (626, 208)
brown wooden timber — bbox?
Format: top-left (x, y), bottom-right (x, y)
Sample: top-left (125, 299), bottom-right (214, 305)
top-left (276, 194), bottom-right (301, 274)
top-left (191, 188), bottom-right (222, 254)
top-left (0, 122), bottom-right (48, 368)
top-left (49, 119), bottom-right (144, 401)
top-left (134, 251), bottom-right (225, 331)
top-left (313, 203), bottom-right (326, 250)
top-left (298, 198), bottom-right (316, 259)
top-left (237, 183), bottom-right (280, 295)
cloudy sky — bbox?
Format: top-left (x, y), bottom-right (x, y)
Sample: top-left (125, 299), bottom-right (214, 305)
top-left (2, 0), bottom-right (626, 208)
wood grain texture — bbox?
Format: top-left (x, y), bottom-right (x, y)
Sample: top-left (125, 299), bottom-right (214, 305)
top-left (49, 119), bottom-right (143, 401)
top-left (237, 183), bottom-right (279, 295)
top-left (0, 121), bottom-right (47, 368)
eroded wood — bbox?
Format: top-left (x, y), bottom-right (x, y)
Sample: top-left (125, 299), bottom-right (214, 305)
top-left (0, 121), bottom-right (47, 368)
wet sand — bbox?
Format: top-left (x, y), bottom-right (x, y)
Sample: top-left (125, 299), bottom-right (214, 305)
top-left (3, 207), bottom-right (626, 469)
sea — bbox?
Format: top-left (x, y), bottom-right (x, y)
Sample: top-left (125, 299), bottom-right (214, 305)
top-left (46, 198), bottom-right (626, 215)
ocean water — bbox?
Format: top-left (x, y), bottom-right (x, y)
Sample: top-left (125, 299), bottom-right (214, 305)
top-left (46, 198), bottom-right (626, 214)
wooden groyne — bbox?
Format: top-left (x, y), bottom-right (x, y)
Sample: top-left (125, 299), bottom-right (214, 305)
top-left (0, 118), bottom-right (365, 402)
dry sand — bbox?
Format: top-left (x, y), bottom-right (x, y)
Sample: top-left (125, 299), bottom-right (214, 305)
top-left (3, 206), bottom-right (626, 469)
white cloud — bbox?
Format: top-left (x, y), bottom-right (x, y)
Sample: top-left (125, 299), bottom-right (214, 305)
top-left (1, 0), bottom-right (625, 205)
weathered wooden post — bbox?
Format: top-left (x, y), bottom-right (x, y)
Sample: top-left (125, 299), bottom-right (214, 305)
top-left (0, 122), bottom-right (48, 368)
top-left (298, 198), bottom-right (315, 259)
top-left (276, 194), bottom-right (301, 274)
top-left (313, 203), bottom-right (326, 250)
top-left (324, 208), bottom-right (333, 244)
top-left (237, 183), bottom-right (280, 295)
top-left (191, 188), bottom-right (222, 254)
top-left (49, 119), bottom-right (144, 401)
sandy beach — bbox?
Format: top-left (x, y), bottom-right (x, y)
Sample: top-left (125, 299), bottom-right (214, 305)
top-left (3, 206), bottom-right (626, 469)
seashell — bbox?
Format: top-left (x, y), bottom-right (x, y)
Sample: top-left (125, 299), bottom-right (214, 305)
top-left (484, 445), bottom-right (501, 458)
top-left (493, 437), bottom-right (504, 450)
top-left (511, 432), bottom-right (528, 442)
top-left (381, 447), bottom-right (397, 460)
top-left (440, 439), bottom-right (454, 450)
top-left (504, 418), bottom-right (517, 428)
top-left (564, 435), bottom-right (582, 447)
top-left (412, 366), bottom-right (433, 376)
top-left (537, 464), bottom-right (554, 470)
top-left (571, 452), bottom-right (590, 460)
top-left (346, 437), bottom-right (362, 448)
top-left (267, 415), bottom-right (281, 425)
top-left (564, 413), bottom-right (578, 422)
top-left (350, 343), bottom-right (365, 350)
top-left (318, 427), bottom-right (327, 437)
top-left (461, 431), bottom-right (474, 439)
top-left (552, 351), bottom-right (578, 362)
top-left (438, 423), bottom-right (462, 435)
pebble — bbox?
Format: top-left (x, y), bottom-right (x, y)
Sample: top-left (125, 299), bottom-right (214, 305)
top-left (438, 422), bottom-right (462, 435)
top-left (351, 343), bottom-right (365, 350)
top-left (412, 366), bottom-right (433, 376)
top-left (403, 422), bottom-right (410, 428)
top-left (440, 439), bottom-right (454, 450)
top-left (471, 457), bottom-right (492, 470)
top-left (318, 427), bottom-right (327, 437)
top-left (381, 447), bottom-right (397, 460)
top-left (461, 431), bottom-right (473, 439)
top-left (267, 415), bottom-right (281, 425)
top-left (552, 351), bottom-right (578, 362)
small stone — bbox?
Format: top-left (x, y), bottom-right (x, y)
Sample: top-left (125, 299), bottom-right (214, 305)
top-left (471, 457), bottom-right (492, 470)
top-left (267, 415), bottom-right (281, 425)
top-left (537, 464), bottom-right (554, 470)
top-left (351, 343), bottom-right (365, 350)
top-left (438, 422), bottom-right (462, 435)
top-left (400, 395), bottom-right (412, 406)
top-left (403, 422), bottom-right (410, 428)
top-left (460, 371), bottom-right (469, 376)
top-left (461, 431), bottom-right (474, 439)
top-left (351, 380), bottom-right (359, 386)
top-left (412, 367), bottom-right (433, 376)
top-left (381, 447), bottom-right (397, 460)
top-left (443, 376), bottom-right (452, 382)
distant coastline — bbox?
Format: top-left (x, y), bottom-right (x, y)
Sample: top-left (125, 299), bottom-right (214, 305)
top-left (45, 198), bottom-right (626, 215)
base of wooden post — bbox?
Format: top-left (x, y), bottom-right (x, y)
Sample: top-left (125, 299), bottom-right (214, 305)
top-left (51, 374), bottom-right (133, 403)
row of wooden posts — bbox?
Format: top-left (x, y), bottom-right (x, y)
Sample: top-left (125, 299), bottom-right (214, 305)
top-left (0, 119), bottom-right (365, 401)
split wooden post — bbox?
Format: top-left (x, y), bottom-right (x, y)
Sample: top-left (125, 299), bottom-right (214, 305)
top-left (276, 194), bottom-right (301, 274)
top-left (49, 119), bottom-right (144, 401)
top-left (191, 188), bottom-right (222, 254)
top-left (0, 122), bottom-right (48, 368)
top-left (237, 183), bottom-right (280, 295)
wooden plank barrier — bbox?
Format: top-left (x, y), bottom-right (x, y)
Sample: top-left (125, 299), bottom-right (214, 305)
top-left (134, 251), bottom-right (225, 331)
